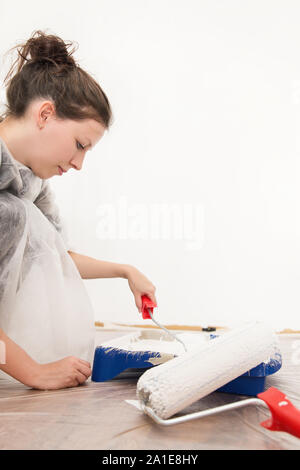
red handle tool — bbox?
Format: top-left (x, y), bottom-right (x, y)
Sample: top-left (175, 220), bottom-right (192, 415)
top-left (141, 294), bottom-right (157, 319)
top-left (257, 387), bottom-right (300, 438)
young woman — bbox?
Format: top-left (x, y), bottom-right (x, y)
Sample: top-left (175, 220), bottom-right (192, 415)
top-left (0, 30), bottom-right (157, 390)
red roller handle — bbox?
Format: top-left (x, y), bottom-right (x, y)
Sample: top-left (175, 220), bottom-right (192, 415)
top-left (258, 387), bottom-right (300, 439)
top-left (141, 295), bottom-right (157, 319)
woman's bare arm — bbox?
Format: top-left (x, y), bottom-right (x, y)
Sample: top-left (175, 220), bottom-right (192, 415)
top-left (0, 328), bottom-right (91, 389)
top-left (0, 327), bottom-right (40, 387)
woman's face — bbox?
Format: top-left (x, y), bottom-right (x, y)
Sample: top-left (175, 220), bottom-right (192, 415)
top-left (27, 100), bottom-right (106, 179)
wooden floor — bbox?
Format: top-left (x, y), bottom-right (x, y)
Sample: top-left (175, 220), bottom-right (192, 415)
top-left (0, 329), bottom-right (299, 450)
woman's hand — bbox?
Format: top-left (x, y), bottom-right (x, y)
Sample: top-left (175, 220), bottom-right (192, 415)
top-left (31, 356), bottom-right (92, 390)
top-left (125, 266), bottom-right (157, 313)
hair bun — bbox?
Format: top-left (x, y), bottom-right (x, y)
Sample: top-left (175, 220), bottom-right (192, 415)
top-left (1, 29), bottom-right (112, 129)
top-left (19, 30), bottom-right (77, 68)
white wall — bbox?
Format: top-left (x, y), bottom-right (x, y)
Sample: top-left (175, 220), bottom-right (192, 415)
top-left (1, 1), bottom-right (300, 330)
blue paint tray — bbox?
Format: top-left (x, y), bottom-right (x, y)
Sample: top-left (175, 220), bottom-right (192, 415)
top-left (92, 330), bottom-right (175, 382)
top-left (92, 329), bottom-right (282, 396)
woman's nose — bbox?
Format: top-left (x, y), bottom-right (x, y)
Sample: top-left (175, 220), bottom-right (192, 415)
top-left (69, 152), bottom-right (86, 171)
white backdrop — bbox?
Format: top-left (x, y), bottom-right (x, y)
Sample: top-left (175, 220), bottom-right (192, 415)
top-left (1, 1), bottom-right (300, 330)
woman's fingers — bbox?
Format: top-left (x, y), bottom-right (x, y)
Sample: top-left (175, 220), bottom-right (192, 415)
top-left (75, 370), bottom-right (89, 384)
top-left (146, 291), bottom-right (157, 306)
top-left (70, 358), bottom-right (92, 380)
top-left (78, 358), bottom-right (91, 368)
top-left (76, 363), bottom-right (92, 379)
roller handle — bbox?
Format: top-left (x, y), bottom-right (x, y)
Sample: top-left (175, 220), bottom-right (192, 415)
top-left (141, 295), bottom-right (157, 319)
top-left (258, 387), bottom-right (300, 439)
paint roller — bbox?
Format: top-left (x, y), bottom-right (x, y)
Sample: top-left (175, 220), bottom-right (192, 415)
top-left (136, 321), bottom-right (300, 438)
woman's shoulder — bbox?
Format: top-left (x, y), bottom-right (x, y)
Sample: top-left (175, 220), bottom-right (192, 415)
top-left (0, 137), bottom-right (45, 200)
top-left (0, 139), bottom-right (27, 201)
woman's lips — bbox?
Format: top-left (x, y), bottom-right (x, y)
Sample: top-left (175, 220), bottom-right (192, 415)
top-left (58, 166), bottom-right (63, 175)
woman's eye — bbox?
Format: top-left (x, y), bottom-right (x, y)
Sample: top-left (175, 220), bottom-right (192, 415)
top-left (76, 141), bottom-right (84, 150)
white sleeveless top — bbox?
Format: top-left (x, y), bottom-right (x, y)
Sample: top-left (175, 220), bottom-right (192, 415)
top-left (0, 137), bottom-right (95, 382)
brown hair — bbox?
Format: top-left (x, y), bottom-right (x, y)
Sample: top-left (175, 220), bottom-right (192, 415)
top-left (0, 30), bottom-right (113, 128)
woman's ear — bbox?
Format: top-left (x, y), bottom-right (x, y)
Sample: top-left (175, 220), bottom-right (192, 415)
top-left (39, 100), bottom-right (56, 127)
